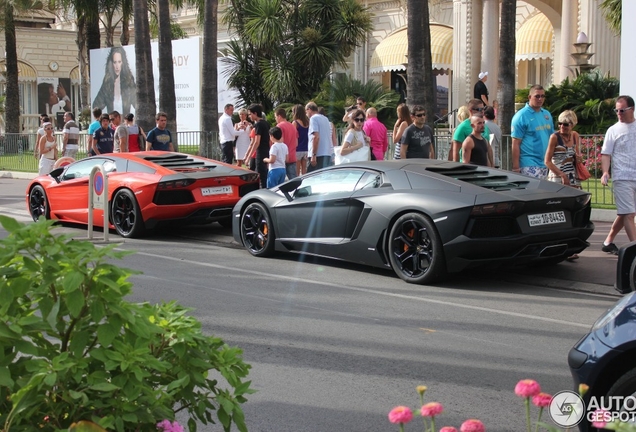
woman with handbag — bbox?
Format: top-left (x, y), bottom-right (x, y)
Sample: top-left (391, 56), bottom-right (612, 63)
top-left (544, 110), bottom-right (584, 261)
top-left (335, 109), bottom-right (369, 165)
top-left (545, 110), bottom-right (584, 189)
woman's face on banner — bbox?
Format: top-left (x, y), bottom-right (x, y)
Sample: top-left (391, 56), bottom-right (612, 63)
top-left (112, 52), bottom-right (123, 76)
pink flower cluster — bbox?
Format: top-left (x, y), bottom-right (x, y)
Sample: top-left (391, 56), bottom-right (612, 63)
top-left (514, 379), bottom-right (541, 398)
top-left (388, 406), bottom-right (413, 424)
top-left (157, 420), bottom-right (184, 432)
top-left (421, 402), bottom-right (444, 417)
top-left (460, 419), bottom-right (485, 432)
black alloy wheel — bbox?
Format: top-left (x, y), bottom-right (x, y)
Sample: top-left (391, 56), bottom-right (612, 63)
top-left (111, 189), bottom-right (144, 238)
top-left (29, 185), bottom-right (50, 221)
top-left (240, 202), bottom-right (275, 257)
top-left (388, 212), bottom-right (445, 284)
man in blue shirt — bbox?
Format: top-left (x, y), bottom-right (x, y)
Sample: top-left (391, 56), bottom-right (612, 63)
top-left (511, 85), bottom-right (554, 178)
top-left (92, 114), bottom-right (114, 154)
top-left (87, 107), bottom-right (102, 156)
top-left (145, 112), bottom-right (174, 151)
top-left (305, 101), bottom-right (332, 171)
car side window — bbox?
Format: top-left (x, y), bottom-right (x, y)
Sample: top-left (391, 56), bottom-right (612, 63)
top-left (62, 158), bottom-right (112, 181)
top-left (356, 172), bottom-right (383, 190)
top-left (296, 169), bottom-right (365, 197)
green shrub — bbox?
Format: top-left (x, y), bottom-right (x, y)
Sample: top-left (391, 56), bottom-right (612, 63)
top-left (0, 216), bottom-right (252, 432)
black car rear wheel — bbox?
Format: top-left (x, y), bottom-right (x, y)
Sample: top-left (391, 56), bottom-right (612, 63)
top-left (629, 258), bottom-right (636, 292)
top-left (240, 202), bottom-right (275, 257)
top-left (388, 212), bottom-right (445, 284)
top-left (606, 367), bottom-right (636, 425)
top-left (29, 185), bottom-right (50, 221)
top-left (111, 189), bottom-right (145, 238)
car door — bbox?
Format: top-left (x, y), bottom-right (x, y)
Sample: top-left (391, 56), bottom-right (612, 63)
top-left (47, 158), bottom-right (116, 223)
top-left (274, 168), bottom-right (367, 248)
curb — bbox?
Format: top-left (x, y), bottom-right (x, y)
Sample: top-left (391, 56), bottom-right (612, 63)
top-left (0, 171), bottom-right (38, 180)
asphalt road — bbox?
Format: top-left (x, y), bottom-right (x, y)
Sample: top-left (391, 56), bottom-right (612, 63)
top-left (0, 177), bottom-right (621, 431)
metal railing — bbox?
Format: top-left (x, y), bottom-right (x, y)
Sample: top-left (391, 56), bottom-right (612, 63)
top-left (0, 131), bottom-right (613, 208)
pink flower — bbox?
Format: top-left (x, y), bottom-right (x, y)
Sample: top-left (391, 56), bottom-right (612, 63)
top-left (531, 392), bottom-right (552, 408)
top-left (157, 420), bottom-right (184, 432)
top-left (388, 406), bottom-right (413, 424)
top-left (421, 402), bottom-right (444, 417)
top-left (440, 427), bottom-right (458, 432)
top-left (589, 409), bottom-right (609, 429)
top-left (514, 379), bottom-right (541, 398)
top-left (460, 419), bottom-right (485, 432)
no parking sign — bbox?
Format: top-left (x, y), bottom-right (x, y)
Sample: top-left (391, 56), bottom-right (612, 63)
top-left (88, 165), bottom-right (109, 241)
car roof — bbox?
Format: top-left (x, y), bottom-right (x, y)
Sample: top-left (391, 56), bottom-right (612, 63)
top-left (94, 152), bottom-right (253, 175)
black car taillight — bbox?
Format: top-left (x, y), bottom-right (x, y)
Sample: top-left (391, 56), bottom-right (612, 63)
top-left (239, 173), bottom-right (260, 183)
top-left (470, 202), bottom-right (517, 216)
top-left (157, 179), bottom-right (196, 189)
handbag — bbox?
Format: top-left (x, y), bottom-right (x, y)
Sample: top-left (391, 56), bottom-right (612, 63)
top-left (575, 161), bottom-right (591, 181)
top-left (334, 145), bottom-right (370, 165)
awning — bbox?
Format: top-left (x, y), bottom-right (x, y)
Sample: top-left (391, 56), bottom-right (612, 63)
top-left (0, 60), bottom-right (38, 82)
top-left (70, 66), bottom-right (80, 84)
top-left (516, 13), bottom-right (554, 61)
top-left (370, 24), bottom-right (453, 74)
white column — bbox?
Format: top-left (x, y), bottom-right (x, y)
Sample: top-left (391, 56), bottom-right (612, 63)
top-left (452, 0), bottom-right (472, 110)
top-left (558, 0), bottom-right (575, 83)
top-left (471, 0), bottom-right (483, 91)
top-left (481, 0), bottom-right (499, 104)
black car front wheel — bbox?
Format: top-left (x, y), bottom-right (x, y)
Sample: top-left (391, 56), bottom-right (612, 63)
top-left (240, 202), bottom-right (275, 257)
top-left (28, 185), bottom-right (50, 221)
top-left (388, 212), bottom-right (445, 284)
top-left (111, 189), bottom-right (145, 238)
top-left (605, 367), bottom-right (636, 426)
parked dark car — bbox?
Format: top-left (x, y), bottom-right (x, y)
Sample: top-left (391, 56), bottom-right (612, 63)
top-left (232, 160), bottom-right (594, 284)
top-left (569, 288), bottom-right (636, 431)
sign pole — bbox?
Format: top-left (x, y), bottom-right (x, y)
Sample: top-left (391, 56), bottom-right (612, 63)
top-left (88, 165), bottom-right (109, 241)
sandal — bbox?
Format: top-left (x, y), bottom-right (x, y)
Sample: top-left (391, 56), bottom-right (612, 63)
top-left (566, 254), bottom-right (579, 261)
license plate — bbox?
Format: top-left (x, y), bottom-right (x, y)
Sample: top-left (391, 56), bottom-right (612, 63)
top-left (201, 186), bottom-right (233, 196)
top-left (528, 211), bottom-right (566, 227)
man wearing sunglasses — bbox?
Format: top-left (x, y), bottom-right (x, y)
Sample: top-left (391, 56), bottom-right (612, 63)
top-left (400, 105), bottom-right (435, 160)
top-left (511, 84), bottom-right (554, 178)
top-left (600, 95), bottom-right (636, 244)
top-left (451, 99), bottom-right (490, 162)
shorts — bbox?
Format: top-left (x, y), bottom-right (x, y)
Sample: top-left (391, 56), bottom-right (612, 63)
top-left (520, 166), bottom-right (549, 179)
top-left (613, 180), bottom-right (636, 215)
top-left (296, 151), bottom-right (308, 161)
top-left (64, 145), bottom-right (78, 159)
top-left (267, 168), bottom-right (286, 188)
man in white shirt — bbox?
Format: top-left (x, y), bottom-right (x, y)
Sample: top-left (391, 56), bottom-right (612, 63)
top-left (305, 101), bottom-right (333, 172)
top-left (218, 104), bottom-right (244, 164)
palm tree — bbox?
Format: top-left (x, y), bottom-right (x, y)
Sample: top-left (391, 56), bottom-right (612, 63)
top-left (1, 0), bottom-right (41, 133)
top-left (222, 0), bottom-right (372, 109)
top-left (406, 0), bottom-right (435, 124)
top-left (198, 0), bottom-right (218, 156)
top-left (498, 0), bottom-right (516, 135)
top-left (134, 0), bottom-right (157, 132)
top-left (599, 0), bottom-right (620, 36)
top-left (157, 0), bottom-right (178, 149)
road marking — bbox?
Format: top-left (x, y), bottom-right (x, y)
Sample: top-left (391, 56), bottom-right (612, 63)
top-left (134, 250), bottom-right (596, 329)
top-left (0, 205), bottom-right (32, 222)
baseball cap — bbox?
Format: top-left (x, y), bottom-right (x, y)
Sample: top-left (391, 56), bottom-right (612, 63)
top-left (478, 71), bottom-right (488, 80)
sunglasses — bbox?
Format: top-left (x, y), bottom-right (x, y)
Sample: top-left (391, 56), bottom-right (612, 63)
top-left (353, 117), bottom-right (365, 122)
top-left (614, 107), bottom-right (634, 113)
top-left (558, 122), bottom-right (571, 127)
top-left (413, 113), bottom-right (427, 117)
top-left (470, 108), bottom-right (483, 112)
top-left (44, 127), bottom-right (52, 130)
top-left (532, 94), bottom-right (546, 99)
top-left (109, 117), bottom-right (115, 121)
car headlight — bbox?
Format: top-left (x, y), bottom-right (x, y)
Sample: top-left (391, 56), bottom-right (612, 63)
top-left (591, 292), bottom-right (636, 331)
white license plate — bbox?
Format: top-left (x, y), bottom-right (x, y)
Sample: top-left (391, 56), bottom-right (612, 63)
top-left (201, 186), bottom-right (233, 196)
top-left (528, 211), bottom-right (566, 227)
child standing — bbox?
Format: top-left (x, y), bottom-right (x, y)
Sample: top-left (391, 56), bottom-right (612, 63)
top-left (264, 126), bottom-right (289, 188)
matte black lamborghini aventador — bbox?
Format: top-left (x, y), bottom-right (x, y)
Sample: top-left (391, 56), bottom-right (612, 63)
top-left (231, 160), bottom-right (594, 284)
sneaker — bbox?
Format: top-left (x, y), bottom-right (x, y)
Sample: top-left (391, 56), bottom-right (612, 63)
top-left (602, 243), bottom-right (619, 255)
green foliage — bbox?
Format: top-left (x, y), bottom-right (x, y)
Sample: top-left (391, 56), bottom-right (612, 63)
top-left (312, 75), bottom-right (400, 127)
top-left (0, 216), bottom-right (252, 432)
top-left (600, 0), bottom-right (621, 36)
top-left (221, 0), bottom-right (373, 110)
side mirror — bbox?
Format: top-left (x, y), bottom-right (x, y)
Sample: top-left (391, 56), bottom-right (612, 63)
top-left (294, 186), bottom-right (311, 198)
top-left (49, 167), bottom-right (64, 184)
top-left (279, 177), bottom-right (303, 201)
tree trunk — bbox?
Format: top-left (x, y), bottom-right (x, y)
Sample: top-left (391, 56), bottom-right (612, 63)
top-left (134, 0), bottom-right (157, 133)
top-left (4, 4), bottom-right (20, 133)
top-left (158, 0), bottom-right (178, 150)
top-left (406, 0), bottom-right (435, 126)
top-left (86, 10), bottom-right (101, 66)
top-left (77, 16), bottom-right (91, 112)
top-left (498, 0), bottom-right (516, 136)
top-left (200, 0), bottom-right (218, 157)
top-left (121, 14), bottom-right (130, 46)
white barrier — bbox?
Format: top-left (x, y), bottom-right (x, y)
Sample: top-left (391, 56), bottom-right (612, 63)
top-left (87, 165), bottom-right (109, 241)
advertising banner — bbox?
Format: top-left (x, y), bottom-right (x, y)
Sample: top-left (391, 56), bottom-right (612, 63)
top-left (90, 38), bottom-right (205, 132)
top-left (37, 77), bottom-right (73, 130)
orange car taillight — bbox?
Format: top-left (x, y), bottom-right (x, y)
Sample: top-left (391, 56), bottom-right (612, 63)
top-left (239, 173), bottom-right (259, 183)
top-left (157, 179), bottom-right (196, 189)
top-left (470, 202), bottom-right (517, 216)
